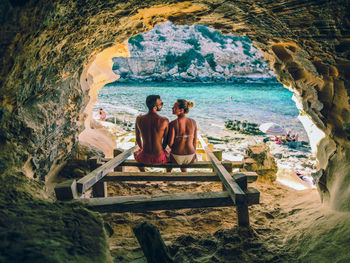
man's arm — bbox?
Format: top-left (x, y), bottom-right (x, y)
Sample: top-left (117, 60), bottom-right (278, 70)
top-left (167, 121), bottom-right (175, 148)
top-left (135, 116), bottom-right (143, 148)
top-left (162, 118), bottom-right (169, 150)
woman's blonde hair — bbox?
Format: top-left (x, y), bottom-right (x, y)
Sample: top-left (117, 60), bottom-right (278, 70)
top-left (177, 99), bottom-right (194, 114)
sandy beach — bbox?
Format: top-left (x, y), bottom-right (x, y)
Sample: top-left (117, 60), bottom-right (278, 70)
top-left (79, 119), bottom-right (350, 262)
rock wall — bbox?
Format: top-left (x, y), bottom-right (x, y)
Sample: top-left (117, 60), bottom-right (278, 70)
top-left (112, 21), bottom-right (276, 82)
top-left (0, 0), bottom-right (349, 261)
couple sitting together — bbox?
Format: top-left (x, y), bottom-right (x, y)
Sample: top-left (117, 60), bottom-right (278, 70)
top-left (134, 94), bottom-right (197, 172)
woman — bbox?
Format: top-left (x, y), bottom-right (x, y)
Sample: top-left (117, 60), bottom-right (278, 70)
top-left (168, 99), bottom-right (197, 172)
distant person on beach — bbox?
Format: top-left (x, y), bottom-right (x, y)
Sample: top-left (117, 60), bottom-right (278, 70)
top-left (168, 99), bottom-right (197, 172)
top-left (134, 95), bottom-right (169, 172)
top-left (99, 108), bottom-right (106, 121)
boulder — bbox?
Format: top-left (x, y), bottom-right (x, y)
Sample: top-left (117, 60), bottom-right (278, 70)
top-left (243, 143), bottom-right (278, 182)
top-left (58, 142), bottom-right (105, 179)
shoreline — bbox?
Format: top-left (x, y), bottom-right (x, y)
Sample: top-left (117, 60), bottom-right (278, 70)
top-left (88, 118), bottom-right (316, 190)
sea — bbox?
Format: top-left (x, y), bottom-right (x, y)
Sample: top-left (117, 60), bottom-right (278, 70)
top-left (93, 82), bottom-right (308, 140)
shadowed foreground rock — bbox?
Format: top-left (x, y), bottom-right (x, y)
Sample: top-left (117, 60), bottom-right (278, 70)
top-left (133, 222), bottom-right (173, 263)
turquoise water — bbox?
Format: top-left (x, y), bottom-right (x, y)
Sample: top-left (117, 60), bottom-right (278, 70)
top-left (94, 82), bottom-right (307, 140)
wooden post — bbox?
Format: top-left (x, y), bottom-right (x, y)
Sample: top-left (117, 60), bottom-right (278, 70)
top-left (90, 156), bottom-right (107, 198)
top-left (54, 179), bottom-right (78, 201)
top-left (133, 222), bottom-right (173, 263)
top-left (114, 148), bottom-right (125, 172)
top-left (237, 205), bottom-right (250, 227)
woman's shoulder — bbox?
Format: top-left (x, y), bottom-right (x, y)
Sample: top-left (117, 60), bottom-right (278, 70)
top-left (187, 117), bottom-right (196, 124)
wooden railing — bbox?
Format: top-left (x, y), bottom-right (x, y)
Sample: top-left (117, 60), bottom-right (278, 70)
top-left (54, 135), bottom-right (259, 227)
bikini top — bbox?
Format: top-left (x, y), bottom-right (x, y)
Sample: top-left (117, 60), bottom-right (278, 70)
top-left (175, 118), bottom-right (195, 139)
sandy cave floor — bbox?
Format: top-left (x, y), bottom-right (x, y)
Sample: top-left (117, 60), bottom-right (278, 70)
top-left (81, 122), bottom-right (350, 262)
top-left (102, 171), bottom-right (322, 263)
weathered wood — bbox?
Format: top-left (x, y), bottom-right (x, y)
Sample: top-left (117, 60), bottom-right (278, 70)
top-left (80, 191), bottom-right (259, 213)
top-left (82, 192), bottom-right (233, 213)
top-left (233, 171), bottom-right (258, 183)
top-left (77, 145), bottom-right (139, 193)
top-left (101, 171), bottom-right (258, 183)
top-left (92, 181), bottom-right (107, 198)
top-left (133, 222), bottom-right (173, 263)
top-left (237, 205), bottom-right (250, 227)
top-left (198, 135), bottom-right (249, 227)
top-left (54, 179), bottom-right (78, 201)
top-left (245, 187), bottom-right (260, 205)
top-left (102, 172), bottom-right (220, 182)
top-left (233, 173), bottom-right (248, 191)
top-left (205, 150), bottom-right (246, 205)
top-left (103, 159), bottom-right (243, 169)
top-left (89, 157), bottom-right (107, 198)
top-left (113, 148), bottom-right (124, 172)
top-left (237, 187), bottom-right (260, 227)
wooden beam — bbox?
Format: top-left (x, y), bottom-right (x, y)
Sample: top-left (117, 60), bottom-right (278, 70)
top-left (54, 179), bottom-right (78, 201)
top-left (113, 148), bottom-right (125, 172)
top-left (101, 171), bottom-right (258, 183)
top-left (233, 171), bottom-right (258, 183)
top-left (79, 190), bottom-right (259, 213)
top-left (77, 145), bottom-right (139, 194)
top-left (105, 159), bottom-right (243, 169)
top-left (101, 172), bottom-right (220, 182)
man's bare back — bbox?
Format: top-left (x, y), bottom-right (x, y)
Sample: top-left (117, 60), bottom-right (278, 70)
top-left (134, 96), bottom-right (169, 169)
top-left (136, 112), bottom-right (169, 155)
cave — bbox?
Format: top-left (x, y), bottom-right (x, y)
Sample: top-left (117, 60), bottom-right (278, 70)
top-left (1, 0), bottom-right (349, 262)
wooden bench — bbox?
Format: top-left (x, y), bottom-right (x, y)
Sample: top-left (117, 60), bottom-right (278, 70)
top-left (55, 137), bottom-right (260, 227)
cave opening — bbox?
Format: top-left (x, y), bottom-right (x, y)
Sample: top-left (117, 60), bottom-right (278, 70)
top-left (85, 21), bottom-right (319, 191)
top-left (1, 1), bottom-right (350, 262)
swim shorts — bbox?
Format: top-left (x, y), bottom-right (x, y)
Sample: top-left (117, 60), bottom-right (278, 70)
top-left (134, 149), bottom-right (170, 165)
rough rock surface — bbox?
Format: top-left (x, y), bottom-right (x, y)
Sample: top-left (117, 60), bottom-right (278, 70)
top-left (0, 0), bottom-right (349, 262)
top-left (243, 143), bottom-right (278, 182)
top-left (112, 21), bottom-right (276, 82)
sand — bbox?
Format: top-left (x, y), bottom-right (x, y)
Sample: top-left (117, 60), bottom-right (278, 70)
top-left (83, 121), bottom-right (350, 262)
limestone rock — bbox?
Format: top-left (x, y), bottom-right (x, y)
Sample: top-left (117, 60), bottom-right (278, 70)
top-left (243, 143), bottom-right (278, 182)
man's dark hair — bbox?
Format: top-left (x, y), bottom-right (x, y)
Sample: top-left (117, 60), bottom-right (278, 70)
top-left (146, 95), bottom-right (160, 111)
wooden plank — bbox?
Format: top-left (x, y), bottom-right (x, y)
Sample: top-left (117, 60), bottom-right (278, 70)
top-left (81, 192), bottom-right (234, 213)
top-left (77, 145), bottom-right (139, 194)
top-left (101, 171), bottom-right (258, 183)
top-left (80, 190), bottom-right (259, 213)
top-left (103, 159), bottom-right (243, 169)
top-left (114, 148), bottom-right (125, 172)
top-left (233, 173), bottom-right (248, 191)
top-left (233, 171), bottom-right (258, 183)
top-left (198, 134), bottom-right (250, 227)
top-left (245, 187), bottom-right (260, 205)
top-left (101, 172), bottom-right (220, 182)
top-left (206, 150), bottom-right (246, 205)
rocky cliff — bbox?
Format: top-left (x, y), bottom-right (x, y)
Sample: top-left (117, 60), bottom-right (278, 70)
top-left (0, 0), bottom-right (350, 262)
top-left (112, 21), bottom-right (276, 82)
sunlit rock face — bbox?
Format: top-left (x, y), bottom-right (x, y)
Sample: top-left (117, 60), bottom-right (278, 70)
top-left (112, 21), bottom-right (276, 82)
top-left (0, 0), bottom-right (349, 217)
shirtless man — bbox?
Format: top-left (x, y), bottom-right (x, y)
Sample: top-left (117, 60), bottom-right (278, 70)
top-left (134, 95), bottom-right (169, 172)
